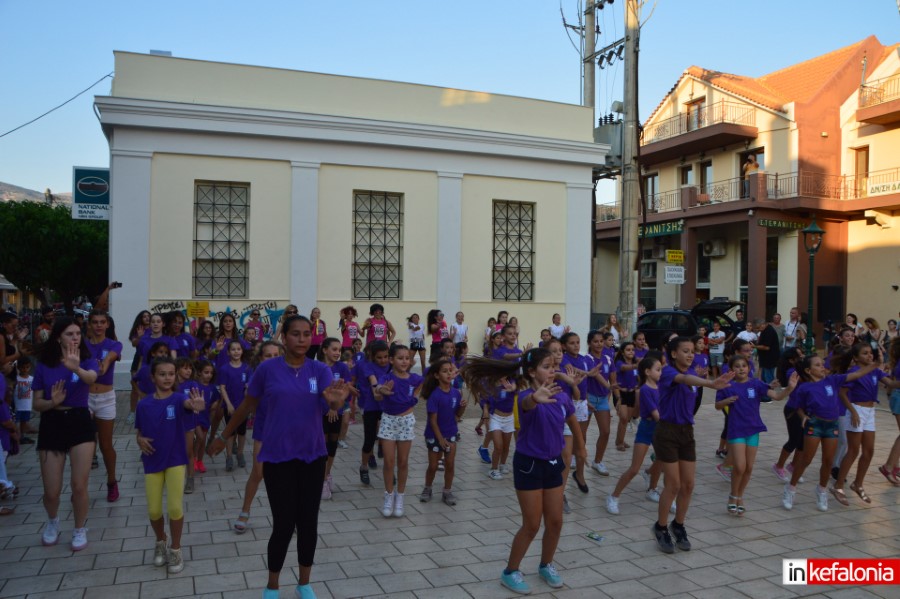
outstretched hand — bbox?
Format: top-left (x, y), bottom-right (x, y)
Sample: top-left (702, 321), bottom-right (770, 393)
top-left (532, 381), bottom-right (561, 404)
top-left (710, 371), bottom-right (735, 389)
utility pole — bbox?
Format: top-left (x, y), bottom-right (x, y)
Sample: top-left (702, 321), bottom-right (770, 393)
top-left (583, 1), bottom-right (595, 110)
top-left (617, 0), bottom-right (640, 337)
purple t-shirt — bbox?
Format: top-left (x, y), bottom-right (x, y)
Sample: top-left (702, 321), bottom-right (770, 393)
top-left (658, 365), bottom-right (698, 425)
top-left (85, 338), bottom-right (123, 386)
top-left (601, 347), bottom-right (616, 366)
top-left (638, 384), bottom-right (660, 420)
top-left (785, 368), bottom-right (803, 409)
top-left (246, 357), bottom-right (334, 463)
top-left (586, 354), bottom-right (611, 397)
top-left (33, 359), bottom-right (99, 409)
top-left (138, 335), bottom-right (176, 364)
top-left (492, 346), bottom-right (522, 361)
top-left (195, 382), bottom-right (218, 429)
top-left (635, 348), bottom-right (649, 361)
top-left (135, 392), bottom-right (191, 474)
top-left (354, 360), bottom-right (390, 412)
top-left (172, 333), bottom-right (197, 359)
top-left (691, 353), bottom-right (710, 373)
top-left (843, 366), bottom-right (886, 404)
top-left (329, 361), bottom-right (352, 415)
top-left (377, 372), bottom-right (423, 415)
top-left (178, 380), bottom-right (201, 432)
top-left (489, 388), bottom-right (515, 413)
top-left (515, 389), bottom-right (574, 461)
top-left (796, 374), bottom-right (848, 420)
top-left (614, 360), bottom-right (639, 390)
top-left (424, 387), bottom-right (462, 439)
top-left (132, 365), bottom-right (156, 396)
top-left (217, 362), bottom-right (250, 410)
top-left (561, 353), bottom-right (590, 400)
top-left (717, 378), bottom-right (770, 439)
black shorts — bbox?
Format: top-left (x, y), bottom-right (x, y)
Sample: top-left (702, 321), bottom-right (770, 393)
top-left (652, 420), bottom-right (696, 463)
top-left (322, 413), bottom-right (342, 436)
top-left (37, 408), bottom-right (96, 453)
top-left (224, 410), bottom-right (248, 437)
top-left (425, 435), bottom-right (458, 453)
top-left (619, 390), bottom-right (636, 408)
top-left (512, 451), bottom-right (564, 491)
top-left (410, 339), bottom-right (425, 351)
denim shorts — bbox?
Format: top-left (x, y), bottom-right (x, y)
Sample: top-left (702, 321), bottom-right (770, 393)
top-left (729, 433), bottom-right (760, 447)
top-left (709, 353), bottom-right (724, 368)
top-left (512, 451), bottom-right (564, 491)
top-left (805, 416), bottom-right (839, 439)
top-left (588, 394), bottom-right (610, 412)
top-left (634, 418), bottom-right (656, 445)
top-left (891, 389), bottom-right (900, 416)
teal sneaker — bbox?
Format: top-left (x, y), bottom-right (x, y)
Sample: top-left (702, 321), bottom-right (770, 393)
top-left (500, 569), bottom-right (531, 595)
top-left (262, 588), bottom-right (279, 599)
top-left (538, 563), bottom-right (564, 588)
top-left (295, 583), bottom-right (317, 598)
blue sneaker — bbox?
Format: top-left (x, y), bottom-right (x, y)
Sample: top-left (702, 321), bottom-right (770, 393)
top-left (262, 588), bottom-right (279, 599)
top-left (538, 563), bottom-right (564, 589)
top-left (295, 583), bottom-right (317, 598)
top-left (500, 570), bottom-right (531, 595)
top-left (478, 446), bottom-right (491, 464)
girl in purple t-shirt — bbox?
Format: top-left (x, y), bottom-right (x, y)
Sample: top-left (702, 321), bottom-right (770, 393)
top-left (419, 358), bottom-right (467, 506)
top-left (217, 340), bottom-right (250, 472)
top-left (321, 338), bottom-right (355, 500)
top-left (715, 355), bottom-right (796, 516)
top-left (175, 358), bottom-right (201, 493)
top-left (135, 357), bottom-right (205, 574)
top-left (586, 330), bottom-right (613, 476)
top-left (192, 361), bottom-right (217, 475)
top-left (612, 342), bottom-right (639, 452)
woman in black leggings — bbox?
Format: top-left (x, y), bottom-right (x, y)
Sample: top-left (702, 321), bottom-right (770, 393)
top-left (210, 316), bottom-right (349, 599)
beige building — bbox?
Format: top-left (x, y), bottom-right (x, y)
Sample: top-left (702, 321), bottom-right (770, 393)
top-left (595, 36), bottom-right (900, 337)
top-left (96, 52), bottom-right (606, 349)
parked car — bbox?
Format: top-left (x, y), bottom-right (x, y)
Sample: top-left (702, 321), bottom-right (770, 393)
top-left (637, 298), bottom-right (744, 350)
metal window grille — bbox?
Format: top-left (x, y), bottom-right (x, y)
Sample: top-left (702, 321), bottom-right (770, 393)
top-left (352, 190), bottom-right (403, 300)
top-left (193, 182), bottom-right (249, 298)
top-left (492, 201), bottom-right (534, 301)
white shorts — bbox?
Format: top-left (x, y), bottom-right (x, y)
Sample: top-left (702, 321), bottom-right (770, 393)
top-left (88, 390), bottom-right (117, 421)
top-left (843, 405), bottom-right (876, 433)
top-left (563, 423), bottom-right (572, 437)
top-left (573, 399), bottom-right (589, 423)
top-left (489, 413), bottom-right (515, 434)
top-left (378, 413), bottom-right (416, 442)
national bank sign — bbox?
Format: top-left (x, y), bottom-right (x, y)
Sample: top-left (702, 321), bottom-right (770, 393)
top-left (72, 166), bottom-right (110, 220)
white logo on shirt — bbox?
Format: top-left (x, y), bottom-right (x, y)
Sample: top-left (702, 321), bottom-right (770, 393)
top-left (166, 405), bottom-right (176, 420)
top-left (825, 385), bottom-right (833, 397)
top-left (71, 372), bottom-right (79, 383)
top-left (309, 378), bottom-right (318, 393)
top-left (748, 388), bottom-right (756, 399)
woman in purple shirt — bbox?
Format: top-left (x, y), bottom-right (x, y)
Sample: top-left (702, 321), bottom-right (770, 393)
top-left (463, 347), bottom-right (586, 595)
top-left (32, 317), bottom-right (99, 551)
top-left (209, 316), bottom-right (349, 599)
top-left (85, 310), bottom-right (123, 503)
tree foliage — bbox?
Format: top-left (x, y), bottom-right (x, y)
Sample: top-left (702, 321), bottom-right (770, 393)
top-left (0, 201), bottom-right (108, 310)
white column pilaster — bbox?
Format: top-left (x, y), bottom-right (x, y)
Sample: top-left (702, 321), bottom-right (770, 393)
top-left (436, 172), bottom-right (464, 315)
top-left (291, 161), bottom-right (321, 311)
top-left (566, 181), bottom-right (595, 335)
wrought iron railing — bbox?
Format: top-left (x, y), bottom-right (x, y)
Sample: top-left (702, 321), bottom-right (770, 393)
top-left (596, 202), bottom-right (621, 221)
top-left (646, 189), bottom-right (683, 213)
top-left (644, 100), bottom-right (756, 144)
top-left (859, 72), bottom-right (900, 108)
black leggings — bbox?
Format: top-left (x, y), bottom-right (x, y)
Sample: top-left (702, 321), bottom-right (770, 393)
top-left (693, 388), bottom-right (703, 416)
top-left (263, 457), bottom-right (326, 571)
top-left (362, 409), bottom-right (382, 455)
top-left (782, 406), bottom-right (804, 453)
top-left (323, 414), bottom-right (341, 457)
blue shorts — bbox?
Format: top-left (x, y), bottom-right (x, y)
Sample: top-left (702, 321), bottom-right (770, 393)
top-left (891, 389), bottom-right (900, 416)
top-left (512, 451), bottom-right (564, 491)
top-left (634, 419), bottom-right (656, 445)
top-left (16, 410), bottom-right (31, 423)
top-left (588, 394), bottom-right (610, 412)
top-left (805, 417), bottom-right (839, 439)
top-left (729, 433), bottom-right (760, 447)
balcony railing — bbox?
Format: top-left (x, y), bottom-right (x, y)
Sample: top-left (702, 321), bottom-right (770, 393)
top-left (643, 100), bottom-right (756, 144)
top-left (859, 72), bottom-right (900, 108)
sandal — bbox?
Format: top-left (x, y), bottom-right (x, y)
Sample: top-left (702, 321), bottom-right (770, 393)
top-left (849, 482), bottom-right (871, 504)
top-left (736, 502), bottom-right (745, 517)
top-left (0, 506), bottom-right (15, 516)
top-left (233, 512), bottom-right (250, 534)
top-left (727, 495), bottom-right (738, 515)
top-left (829, 486), bottom-right (850, 507)
top-left (878, 465), bottom-right (900, 486)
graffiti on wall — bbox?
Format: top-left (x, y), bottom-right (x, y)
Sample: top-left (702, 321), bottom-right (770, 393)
top-left (150, 300), bottom-right (285, 340)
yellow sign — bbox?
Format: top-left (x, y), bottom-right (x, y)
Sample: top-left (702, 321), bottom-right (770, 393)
top-left (186, 301), bottom-right (209, 318)
top-left (665, 250), bottom-right (684, 264)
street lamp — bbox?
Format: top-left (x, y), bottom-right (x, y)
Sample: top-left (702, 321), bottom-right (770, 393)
top-left (801, 215), bottom-right (825, 355)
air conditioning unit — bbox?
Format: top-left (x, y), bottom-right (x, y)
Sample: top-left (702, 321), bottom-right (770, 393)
top-left (651, 244), bottom-right (668, 259)
top-left (702, 238), bottom-right (727, 257)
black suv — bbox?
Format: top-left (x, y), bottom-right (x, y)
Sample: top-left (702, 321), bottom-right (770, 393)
top-left (637, 298), bottom-right (744, 349)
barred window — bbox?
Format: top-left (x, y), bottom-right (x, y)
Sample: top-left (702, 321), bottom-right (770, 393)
top-left (352, 190), bottom-right (403, 300)
top-left (193, 182), bottom-right (248, 298)
top-left (492, 201), bottom-right (534, 301)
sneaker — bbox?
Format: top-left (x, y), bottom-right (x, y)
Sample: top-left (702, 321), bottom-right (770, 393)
top-left (71, 527), bottom-right (88, 551)
top-left (641, 469), bottom-right (651, 486)
top-left (669, 522), bottom-right (691, 551)
top-left (225, 456), bottom-right (234, 472)
top-left (236, 453), bottom-right (246, 468)
top-left (652, 523), bottom-right (675, 554)
top-left (670, 500), bottom-right (677, 515)
top-left (295, 584), bottom-right (316, 599)
top-left (442, 490), bottom-right (457, 506)
top-left (715, 464), bottom-right (732, 482)
top-left (500, 569), bottom-right (531, 595)
top-left (263, 588), bottom-right (280, 599)
top-left (782, 484), bottom-right (796, 510)
top-left (337, 440), bottom-right (349, 449)
top-left (125, 412), bottom-right (135, 425)
top-left (437, 459), bottom-right (445, 472)
top-left (153, 540), bottom-right (168, 566)
top-left (499, 463), bottom-right (510, 474)
top-left (194, 459), bottom-right (207, 474)
top-left (645, 488), bottom-right (661, 503)
top-left (538, 563), bottom-right (564, 589)
top-left (489, 469), bottom-right (503, 480)
top-left (91, 455), bottom-right (99, 470)
top-left (771, 463), bottom-right (788, 482)
top-left (715, 449), bottom-right (727, 459)
top-left (381, 491), bottom-right (394, 517)
top-left (570, 456), bottom-right (576, 469)
top-left (107, 481), bottom-right (120, 502)
top-left (815, 485), bottom-right (829, 512)
top-left (878, 464), bottom-right (900, 485)
top-left (478, 446), bottom-right (491, 464)
top-left (368, 455), bottom-right (378, 469)
top-left (593, 461), bottom-right (609, 476)
top-left (184, 477), bottom-right (194, 495)
top-left (787, 463), bottom-right (804, 483)
top-left (419, 487), bottom-right (433, 502)
top-left (359, 467), bottom-right (370, 486)
top-left (393, 492), bottom-right (405, 517)
top-left (167, 547), bottom-right (184, 574)
top-left (42, 517), bottom-right (60, 546)
top-left (605, 495), bottom-right (620, 515)
top-left (628, 420), bottom-right (635, 432)
top-left (562, 496), bottom-right (571, 514)
top-left (321, 480), bottom-right (332, 500)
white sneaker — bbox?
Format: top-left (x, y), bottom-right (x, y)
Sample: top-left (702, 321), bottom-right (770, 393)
top-left (570, 456), bottom-right (576, 469)
top-left (641, 469), bottom-right (650, 485)
top-left (782, 484), bottom-right (796, 510)
top-left (489, 469), bottom-right (503, 480)
top-left (42, 518), bottom-right (61, 546)
top-left (593, 462), bottom-right (609, 476)
top-left (337, 440), bottom-right (349, 449)
top-left (381, 491), bottom-right (394, 517)
top-left (815, 486), bottom-right (828, 512)
top-left (167, 547), bottom-right (184, 574)
top-left (393, 492), bottom-right (405, 517)
top-left (645, 488), bottom-right (661, 502)
top-left (153, 540), bottom-right (168, 566)
top-left (499, 463), bottom-right (510, 474)
top-left (125, 412), bottom-right (135, 425)
top-left (71, 527), bottom-right (88, 552)
top-left (605, 495), bottom-right (620, 515)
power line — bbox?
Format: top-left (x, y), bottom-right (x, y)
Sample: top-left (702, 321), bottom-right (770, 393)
top-left (0, 72), bottom-right (113, 139)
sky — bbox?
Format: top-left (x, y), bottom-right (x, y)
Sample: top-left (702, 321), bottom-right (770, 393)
top-left (1, 0), bottom-right (899, 195)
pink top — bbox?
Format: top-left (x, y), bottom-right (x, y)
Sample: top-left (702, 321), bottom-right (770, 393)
top-left (431, 320), bottom-right (450, 344)
top-left (367, 317), bottom-right (389, 343)
top-left (311, 319), bottom-right (327, 345)
top-left (341, 320), bottom-right (360, 348)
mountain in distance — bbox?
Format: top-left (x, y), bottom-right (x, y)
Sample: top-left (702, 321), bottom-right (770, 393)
top-left (0, 181), bottom-right (72, 204)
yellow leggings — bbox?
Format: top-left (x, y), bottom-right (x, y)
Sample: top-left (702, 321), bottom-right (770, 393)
top-left (145, 465), bottom-right (185, 521)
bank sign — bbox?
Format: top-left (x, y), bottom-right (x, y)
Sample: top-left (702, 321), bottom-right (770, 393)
top-left (72, 167), bottom-right (110, 220)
